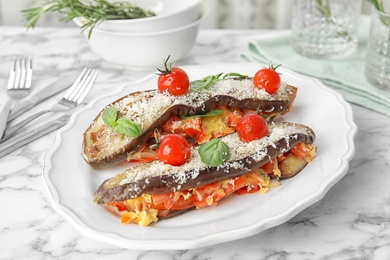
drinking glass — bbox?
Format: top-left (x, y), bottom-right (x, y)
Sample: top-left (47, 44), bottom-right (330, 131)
top-left (291, 0), bottom-right (362, 59)
top-left (364, 7), bottom-right (390, 90)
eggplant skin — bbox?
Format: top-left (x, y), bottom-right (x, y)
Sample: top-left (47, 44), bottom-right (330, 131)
top-left (94, 122), bottom-right (315, 205)
top-left (82, 84), bottom-right (298, 169)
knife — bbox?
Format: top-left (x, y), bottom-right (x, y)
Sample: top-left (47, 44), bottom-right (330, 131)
top-left (0, 112), bottom-right (72, 158)
top-left (7, 72), bottom-right (80, 122)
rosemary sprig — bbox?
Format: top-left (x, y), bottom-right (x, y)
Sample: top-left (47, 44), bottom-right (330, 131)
top-left (315, 0), bottom-right (353, 42)
top-left (22, 0), bottom-right (155, 39)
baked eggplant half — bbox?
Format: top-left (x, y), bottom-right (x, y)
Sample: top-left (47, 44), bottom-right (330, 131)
top-left (82, 78), bottom-right (297, 169)
top-left (94, 122), bottom-right (316, 226)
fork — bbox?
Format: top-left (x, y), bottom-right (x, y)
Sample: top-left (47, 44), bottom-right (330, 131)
top-left (1, 68), bottom-right (98, 141)
top-left (0, 57), bottom-right (33, 139)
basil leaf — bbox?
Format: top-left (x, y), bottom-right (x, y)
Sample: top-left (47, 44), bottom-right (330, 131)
top-left (102, 106), bottom-right (118, 127)
top-left (198, 138), bottom-right (230, 167)
top-left (116, 118), bottom-right (142, 137)
top-left (180, 110), bottom-right (223, 119)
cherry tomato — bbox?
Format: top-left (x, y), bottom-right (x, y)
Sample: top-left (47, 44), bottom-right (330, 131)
top-left (157, 56), bottom-right (189, 96)
top-left (156, 134), bottom-right (191, 166)
top-left (253, 65), bottom-right (281, 94)
top-left (236, 114), bottom-right (268, 142)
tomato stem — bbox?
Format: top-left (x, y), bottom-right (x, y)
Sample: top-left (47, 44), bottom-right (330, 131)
top-left (156, 55), bottom-right (173, 75)
top-left (269, 63), bottom-right (281, 71)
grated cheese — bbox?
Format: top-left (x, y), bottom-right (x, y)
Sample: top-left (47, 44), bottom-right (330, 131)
top-left (118, 123), bottom-right (314, 186)
top-left (83, 79), bottom-right (293, 163)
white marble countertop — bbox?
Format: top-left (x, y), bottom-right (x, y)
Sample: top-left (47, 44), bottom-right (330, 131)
top-left (0, 26), bottom-right (390, 260)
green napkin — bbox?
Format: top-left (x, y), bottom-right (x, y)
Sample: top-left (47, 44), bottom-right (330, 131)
top-left (241, 17), bottom-right (390, 117)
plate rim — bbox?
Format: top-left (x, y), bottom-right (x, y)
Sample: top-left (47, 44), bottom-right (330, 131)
top-left (42, 62), bottom-right (358, 250)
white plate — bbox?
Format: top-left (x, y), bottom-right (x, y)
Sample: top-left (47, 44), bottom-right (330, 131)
top-left (43, 63), bottom-right (357, 250)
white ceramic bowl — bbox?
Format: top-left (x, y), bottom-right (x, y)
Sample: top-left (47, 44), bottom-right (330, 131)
top-left (92, 0), bottom-right (202, 32)
top-left (74, 4), bottom-right (208, 69)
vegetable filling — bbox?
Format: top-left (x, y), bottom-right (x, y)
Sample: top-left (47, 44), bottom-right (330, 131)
top-left (106, 142), bottom-right (316, 226)
top-left (127, 106), bottom-right (268, 163)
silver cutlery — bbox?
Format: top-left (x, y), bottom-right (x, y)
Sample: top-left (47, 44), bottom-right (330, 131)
top-left (1, 68), bottom-right (98, 141)
top-left (0, 69), bottom-right (98, 157)
top-left (0, 57), bottom-right (33, 138)
top-left (0, 111), bottom-right (72, 158)
top-left (8, 72), bottom-right (82, 122)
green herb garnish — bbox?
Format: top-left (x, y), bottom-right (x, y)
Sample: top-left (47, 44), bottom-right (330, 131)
top-left (102, 106), bottom-right (141, 137)
top-left (22, 0), bottom-right (156, 39)
top-left (198, 138), bottom-right (230, 167)
top-left (180, 110), bottom-right (224, 119)
top-left (102, 106), bottom-right (117, 128)
top-left (116, 118), bottom-right (142, 137)
top-left (190, 73), bottom-right (222, 92)
top-left (191, 72), bottom-right (249, 92)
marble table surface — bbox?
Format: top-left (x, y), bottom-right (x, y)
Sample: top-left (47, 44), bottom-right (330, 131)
top-left (0, 26), bottom-right (389, 260)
